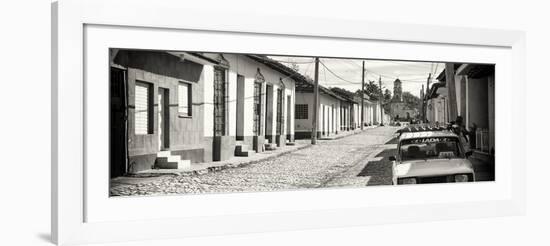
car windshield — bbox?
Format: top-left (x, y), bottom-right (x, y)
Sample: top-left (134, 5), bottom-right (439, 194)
top-left (399, 137), bottom-right (463, 161)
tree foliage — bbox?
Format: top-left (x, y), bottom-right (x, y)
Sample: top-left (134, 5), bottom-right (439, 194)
top-left (330, 87), bottom-right (355, 99)
top-left (383, 89), bottom-right (392, 113)
top-left (401, 91), bottom-right (422, 110)
top-left (356, 80), bottom-right (381, 101)
top-left (383, 89), bottom-right (392, 102)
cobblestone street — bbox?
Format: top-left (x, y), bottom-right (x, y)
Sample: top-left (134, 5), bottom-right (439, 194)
top-left (110, 126), bottom-right (399, 196)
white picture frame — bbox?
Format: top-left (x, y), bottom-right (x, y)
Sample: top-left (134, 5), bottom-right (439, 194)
top-left (52, 0), bottom-right (526, 245)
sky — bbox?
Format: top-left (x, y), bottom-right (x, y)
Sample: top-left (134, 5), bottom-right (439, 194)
top-left (269, 56), bottom-right (445, 98)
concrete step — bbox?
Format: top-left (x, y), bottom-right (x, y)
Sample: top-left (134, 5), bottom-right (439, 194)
top-left (156, 151), bottom-right (172, 158)
top-left (235, 144), bottom-right (249, 152)
top-left (155, 151), bottom-right (191, 170)
top-left (155, 160), bottom-right (179, 169)
top-left (235, 144), bottom-right (254, 157)
top-left (156, 156), bottom-right (182, 163)
top-left (155, 159), bottom-right (191, 169)
top-left (235, 150), bottom-right (255, 157)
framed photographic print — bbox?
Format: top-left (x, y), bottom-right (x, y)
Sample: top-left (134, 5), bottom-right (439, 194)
top-left (52, 0), bottom-right (526, 245)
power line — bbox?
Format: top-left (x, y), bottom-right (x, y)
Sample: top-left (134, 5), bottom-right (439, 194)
top-left (268, 57), bottom-right (315, 64)
top-left (342, 59), bottom-right (434, 83)
top-left (319, 60), bottom-right (362, 85)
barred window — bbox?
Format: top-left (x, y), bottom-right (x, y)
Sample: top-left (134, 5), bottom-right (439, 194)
top-left (295, 104), bottom-right (308, 119)
top-left (213, 68), bottom-right (226, 136)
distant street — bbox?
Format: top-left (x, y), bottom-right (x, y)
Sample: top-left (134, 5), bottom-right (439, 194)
top-left (110, 127), bottom-right (399, 196)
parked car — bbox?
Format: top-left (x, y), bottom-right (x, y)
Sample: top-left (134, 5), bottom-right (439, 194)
top-left (389, 130), bottom-right (475, 185)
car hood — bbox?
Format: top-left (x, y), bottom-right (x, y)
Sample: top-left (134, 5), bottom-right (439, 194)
top-left (396, 158), bottom-right (474, 178)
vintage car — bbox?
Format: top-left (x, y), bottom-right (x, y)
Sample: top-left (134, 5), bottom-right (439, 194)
top-left (389, 130), bottom-right (475, 185)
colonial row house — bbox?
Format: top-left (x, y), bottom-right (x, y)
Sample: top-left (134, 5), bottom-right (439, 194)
top-left (353, 93), bottom-right (379, 127)
top-left (426, 82), bottom-right (449, 125)
top-left (426, 63), bottom-right (495, 155)
top-left (294, 81), bottom-right (347, 139)
top-left (109, 49), bottom-right (297, 177)
top-left (330, 88), bottom-right (384, 131)
top-left (294, 83), bottom-right (382, 140)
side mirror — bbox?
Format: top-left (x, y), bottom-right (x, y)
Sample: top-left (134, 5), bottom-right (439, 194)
top-left (465, 151), bottom-right (473, 158)
top-left (389, 156), bottom-right (396, 161)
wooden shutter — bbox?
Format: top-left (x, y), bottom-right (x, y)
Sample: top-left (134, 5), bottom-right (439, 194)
top-left (178, 82), bottom-right (191, 116)
top-left (135, 82), bottom-right (150, 135)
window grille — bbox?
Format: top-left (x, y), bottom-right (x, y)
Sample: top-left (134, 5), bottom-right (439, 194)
top-left (253, 82), bottom-right (262, 135)
top-left (213, 68), bottom-right (226, 136)
top-left (276, 89), bottom-right (283, 135)
top-left (295, 104), bottom-right (308, 119)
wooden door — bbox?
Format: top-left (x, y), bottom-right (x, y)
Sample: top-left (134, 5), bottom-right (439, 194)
top-left (158, 88), bottom-right (169, 150)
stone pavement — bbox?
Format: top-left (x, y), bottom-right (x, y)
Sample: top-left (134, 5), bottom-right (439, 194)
top-left (110, 126), bottom-right (398, 196)
top-left (324, 134), bottom-right (398, 187)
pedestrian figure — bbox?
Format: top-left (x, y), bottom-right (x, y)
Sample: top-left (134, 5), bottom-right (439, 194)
top-left (452, 116), bottom-right (470, 152)
top-left (468, 123), bottom-right (477, 149)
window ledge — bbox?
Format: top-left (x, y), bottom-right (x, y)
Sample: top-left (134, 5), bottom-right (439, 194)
top-left (178, 114), bottom-right (192, 119)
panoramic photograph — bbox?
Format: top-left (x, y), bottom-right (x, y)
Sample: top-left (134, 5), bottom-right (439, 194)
top-left (108, 49), bottom-right (495, 196)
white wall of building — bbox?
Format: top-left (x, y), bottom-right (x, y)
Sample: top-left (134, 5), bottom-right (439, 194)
top-left (359, 101), bottom-right (376, 125)
top-left (319, 94), bottom-right (340, 135)
top-left (202, 65), bottom-right (214, 138)
top-left (295, 92), bottom-right (341, 135)
top-left (204, 54), bottom-right (296, 139)
top-left (227, 68), bottom-right (238, 137)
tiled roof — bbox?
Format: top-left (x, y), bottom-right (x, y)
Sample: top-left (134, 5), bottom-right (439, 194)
top-left (246, 55), bottom-right (347, 101)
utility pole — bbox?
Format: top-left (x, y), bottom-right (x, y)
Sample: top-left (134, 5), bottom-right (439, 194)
top-left (425, 73), bottom-right (431, 122)
top-left (445, 63), bottom-right (458, 122)
top-left (361, 60), bottom-right (365, 130)
top-left (311, 57), bottom-right (319, 145)
top-left (378, 76), bottom-right (384, 126)
top-left (421, 84), bottom-right (425, 123)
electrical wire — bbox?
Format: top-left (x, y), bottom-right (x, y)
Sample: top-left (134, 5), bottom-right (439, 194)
top-left (267, 57), bottom-right (316, 64)
top-left (319, 60), bottom-right (362, 84)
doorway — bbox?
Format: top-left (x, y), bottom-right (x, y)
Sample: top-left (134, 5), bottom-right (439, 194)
top-left (265, 84), bottom-right (273, 142)
top-left (276, 88), bottom-right (282, 135)
top-left (332, 104), bottom-right (335, 133)
top-left (158, 88), bottom-right (169, 151)
top-left (286, 95), bottom-right (291, 139)
top-left (236, 75), bottom-right (245, 140)
top-left (109, 67), bottom-right (127, 178)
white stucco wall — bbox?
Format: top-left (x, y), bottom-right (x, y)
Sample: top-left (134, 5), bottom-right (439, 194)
top-left (318, 95), bottom-right (340, 135)
top-left (295, 92), bottom-right (314, 133)
top-left (227, 69), bottom-right (237, 137)
top-left (222, 54), bottom-right (296, 138)
top-left (358, 101), bottom-right (376, 126)
top-left (295, 92), bottom-right (341, 135)
top-left (202, 65), bottom-right (214, 137)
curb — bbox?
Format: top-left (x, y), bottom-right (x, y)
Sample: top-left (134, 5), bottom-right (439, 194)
top-left (126, 144), bottom-right (313, 178)
top-left (122, 127), bottom-right (394, 179)
top-left (319, 126), bottom-right (379, 141)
